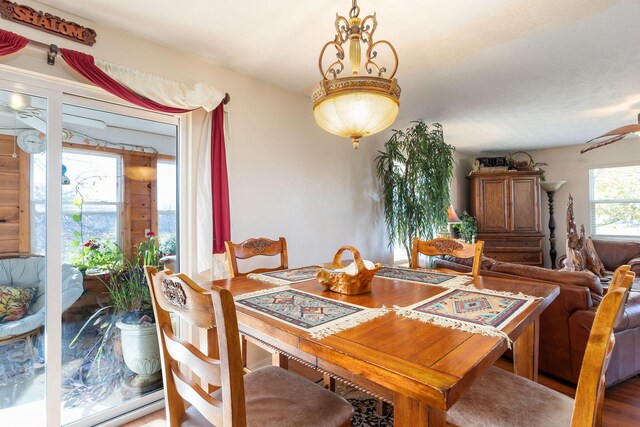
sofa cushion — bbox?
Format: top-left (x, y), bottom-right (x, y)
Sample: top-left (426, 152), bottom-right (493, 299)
top-left (615, 291), bottom-right (640, 331)
top-left (0, 285), bottom-right (36, 322)
top-left (593, 240), bottom-right (640, 272)
top-left (490, 262), bottom-right (603, 296)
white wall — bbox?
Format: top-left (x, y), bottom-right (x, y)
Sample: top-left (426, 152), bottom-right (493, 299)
top-left (528, 136), bottom-right (640, 267)
top-left (0, 1), bottom-right (393, 268)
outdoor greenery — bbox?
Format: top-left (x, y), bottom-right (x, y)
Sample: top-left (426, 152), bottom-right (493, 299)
top-left (592, 166), bottom-right (640, 236)
top-left (452, 211), bottom-right (478, 243)
top-left (375, 121), bottom-right (455, 262)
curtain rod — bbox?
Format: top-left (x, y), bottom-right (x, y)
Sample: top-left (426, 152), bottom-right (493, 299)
top-left (25, 38), bottom-right (231, 105)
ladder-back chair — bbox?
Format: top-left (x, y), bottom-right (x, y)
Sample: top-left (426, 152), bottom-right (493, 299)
top-left (411, 237), bottom-right (484, 277)
top-left (447, 266), bottom-right (635, 427)
top-left (144, 266), bottom-right (353, 427)
top-left (225, 237), bottom-right (288, 278)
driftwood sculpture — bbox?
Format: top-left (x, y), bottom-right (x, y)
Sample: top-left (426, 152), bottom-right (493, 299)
top-left (564, 194), bottom-right (585, 270)
top-left (562, 194), bottom-right (605, 276)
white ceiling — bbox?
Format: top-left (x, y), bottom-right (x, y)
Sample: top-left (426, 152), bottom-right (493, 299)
top-left (37, 0), bottom-right (640, 152)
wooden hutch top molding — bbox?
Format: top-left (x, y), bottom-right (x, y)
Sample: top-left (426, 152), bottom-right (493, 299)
top-left (466, 170), bottom-right (544, 179)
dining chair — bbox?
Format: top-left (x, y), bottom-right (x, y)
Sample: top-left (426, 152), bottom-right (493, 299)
top-left (411, 237), bottom-right (484, 277)
top-left (144, 266), bottom-right (353, 427)
top-left (224, 237), bottom-right (288, 278)
top-left (224, 237), bottom-right (290, 371)
top-left (446, 266), bottom-right (635, 427)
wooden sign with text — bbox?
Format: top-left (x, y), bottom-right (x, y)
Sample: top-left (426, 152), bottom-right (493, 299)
top-left (0, 1), bottom-right (96, 45)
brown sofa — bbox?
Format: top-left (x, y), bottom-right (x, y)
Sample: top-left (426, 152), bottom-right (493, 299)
top-left (434, 255), bottom-right (640, 386)
top-left (557, 239), bottom-right (640, 275)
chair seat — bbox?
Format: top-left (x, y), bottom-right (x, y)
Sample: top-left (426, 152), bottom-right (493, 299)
top-left (447, 366), bottom-right (574, 427)
top-left (181, 366), bottom-right (353, 427)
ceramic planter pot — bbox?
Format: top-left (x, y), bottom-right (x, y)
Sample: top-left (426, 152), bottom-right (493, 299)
top-left (116, 320), bottom-right (161, 380)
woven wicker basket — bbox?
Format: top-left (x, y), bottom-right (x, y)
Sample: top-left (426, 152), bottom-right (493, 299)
top-left (317, 246), bottom-right (381, 295)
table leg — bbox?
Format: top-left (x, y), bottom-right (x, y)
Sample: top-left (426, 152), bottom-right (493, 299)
top-left (393, 393), bottom-right (445, 427)
top-left (513, 318), bottom-right (539, 381)
top-left (272, 351), bottom-right (289, 369)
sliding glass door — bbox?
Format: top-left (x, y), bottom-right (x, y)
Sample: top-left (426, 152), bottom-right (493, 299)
top-left (0, 87), bottom-right (52, 427)
top-left (0, 75), bottom-right (181, 426)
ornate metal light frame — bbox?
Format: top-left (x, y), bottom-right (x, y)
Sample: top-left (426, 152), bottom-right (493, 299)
top-left (312, 0), bottom-right (400, 149)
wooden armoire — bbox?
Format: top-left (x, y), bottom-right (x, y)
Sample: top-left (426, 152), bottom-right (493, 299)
top-left (468, 170), bottom-right (544, 266)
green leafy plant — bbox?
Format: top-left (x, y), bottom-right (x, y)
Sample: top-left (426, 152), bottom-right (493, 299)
top-left (71, 239), bottom-right (122, 273)
top-left (375, 121), bottom-right (455, 262)
top-left (452, 211), bottom-right (478, 243)
top-left (159, 234), bottom-right (177, 257)
top-left (67, 235), bottom-right (159, 391)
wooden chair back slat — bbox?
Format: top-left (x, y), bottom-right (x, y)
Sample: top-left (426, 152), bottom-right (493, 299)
top-left (571, 267), bottom-right (635, 427)
top-left (162, 325), bottom-right (222, 387)
top-left (144, 266), bottom-right (247, 427)
top-left (225, 237), bottom-right (288, 278)
top-left (411, 237), bottom-right (484, 277)
top-left (170, 361), bottom-right (224, 427)
top-left (607, 265), bottom-right (631, 292)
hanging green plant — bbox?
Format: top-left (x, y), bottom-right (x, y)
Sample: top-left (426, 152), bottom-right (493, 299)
top-left (375, 120), bottom-right (455, 263)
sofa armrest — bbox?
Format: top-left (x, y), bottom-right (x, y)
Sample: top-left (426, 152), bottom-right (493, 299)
top-left (629, 257), bottom-right (640, 276)
top-left (568, 307), bottom-right (597, 381)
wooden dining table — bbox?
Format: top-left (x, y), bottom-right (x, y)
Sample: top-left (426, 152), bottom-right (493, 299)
top-left (208, 270), bottom-right (559, 426)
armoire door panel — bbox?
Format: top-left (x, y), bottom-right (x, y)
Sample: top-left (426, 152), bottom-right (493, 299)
top-left (479, 178), bottom-right (510, 233)
top-left (511, 177), bottom-right (541, 233)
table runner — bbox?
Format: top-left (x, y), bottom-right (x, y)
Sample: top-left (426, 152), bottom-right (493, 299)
top-left (248, 266), bottom-right (321, 285)
top-left (235, 286), bottom-right (389, 339)
top-left (375, 266), bottom-right (473, 288)
top-left (395, 287), bottom-right (538, 348)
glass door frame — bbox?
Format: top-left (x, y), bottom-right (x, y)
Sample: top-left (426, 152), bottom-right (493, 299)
top-left (0, 64), bottom-right (188, 427)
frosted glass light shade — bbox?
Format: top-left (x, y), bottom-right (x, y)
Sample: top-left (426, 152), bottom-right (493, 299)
top-left (311, 76), bottom-right (401, 149)
top-left (314, 92), bottom-right (398, 149)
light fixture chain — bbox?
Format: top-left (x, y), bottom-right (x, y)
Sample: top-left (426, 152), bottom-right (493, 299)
top-left (350, 0), bottom-right (360, 18)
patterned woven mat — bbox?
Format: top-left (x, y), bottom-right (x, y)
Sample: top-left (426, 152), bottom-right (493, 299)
top-left (376, 267), bottom-right (473, 288)
top-left (235, 286), bottom-right (389, 339)
top-left (395, 287), bottom-right (537, 347)
top-left (248, 266), bottom-right (321, 285)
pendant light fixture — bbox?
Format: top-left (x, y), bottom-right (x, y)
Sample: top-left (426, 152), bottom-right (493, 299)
top-left (312, 0), bottom-right (400, 150)
top-left (581, 113), bottom-right (640, 153)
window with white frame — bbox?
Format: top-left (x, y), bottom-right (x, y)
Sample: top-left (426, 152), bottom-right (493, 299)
top-left (32, 149), bottom-right (121, 262)
top-left (157, 160), bottom-right (177, 256)
top-left (589, 164), bottom-right (640, 239)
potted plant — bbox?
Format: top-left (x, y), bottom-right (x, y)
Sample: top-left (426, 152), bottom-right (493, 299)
top-left (375, 121), bottom-right (455, 264)
top-left (111, 235), bottom-right (162, 388)
top-left (67, 235), bottom-right (163, 395)
top-left (452, 211), bottom-right (478, 243)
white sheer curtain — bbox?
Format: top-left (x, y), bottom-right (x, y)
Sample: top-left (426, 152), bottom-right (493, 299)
top-left (95, 59), bottom-right (225, 112)
top-left (94, 59), bottom-right (230, 279)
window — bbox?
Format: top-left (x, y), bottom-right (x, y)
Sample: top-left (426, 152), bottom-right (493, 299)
top-left (33, 150), bottom-right (121, 262)
top-left (157, 160), bottom-right (177, 256)
top-left (589, 165), bottom-right (640, 238)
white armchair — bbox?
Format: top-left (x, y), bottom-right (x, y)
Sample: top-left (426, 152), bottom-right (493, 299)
top-left (0, 256), bottom-right (84, 340)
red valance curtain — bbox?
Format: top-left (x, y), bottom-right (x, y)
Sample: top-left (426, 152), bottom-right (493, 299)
top-left (58, 47), bottom-right (231, 255)
top-left (0, 29), bottom-right (28, 56)
top-left (59, 49), bottom-right (190, 114)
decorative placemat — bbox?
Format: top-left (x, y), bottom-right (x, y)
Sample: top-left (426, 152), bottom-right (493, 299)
top-left (235, 286), bottom-right (389, 339)
top-left (248, 266), bottom-right (321, 286)
top-left (376, 267), bottom-right (473, 288)
top-left (395, 288), bottom-right (538, 348)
